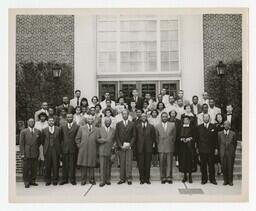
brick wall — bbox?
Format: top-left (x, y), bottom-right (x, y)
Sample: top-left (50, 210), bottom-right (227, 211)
top-left (203, 14), bottom-right (242, 92)
top-left (16, 15), bottom-right (74, 65)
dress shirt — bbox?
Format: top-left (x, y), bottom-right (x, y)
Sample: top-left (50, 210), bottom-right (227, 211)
top-left (204, 122), bottom-right (209, 129)
top-left (162, 122), bottom-right (168, 131)
top-left (49, 126), bottom-right (55, 134)
top-left (224, 129), bottom-right (229, 136)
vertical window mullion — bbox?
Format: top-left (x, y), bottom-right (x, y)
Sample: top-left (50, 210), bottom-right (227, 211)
top-left (157, 17), bottom-right (161, 73)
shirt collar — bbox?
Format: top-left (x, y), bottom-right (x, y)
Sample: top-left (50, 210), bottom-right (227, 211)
top-left (28, 127), bottom-right (34, 132)
top-left (183, 124), bottom-right (190, 127)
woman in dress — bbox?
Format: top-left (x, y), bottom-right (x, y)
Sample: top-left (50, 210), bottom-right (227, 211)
top-left (34, 112), bottom-right (49, 176)
top-left (178, 115), bottom-right (195, 183)
top-left (215, 113), bottom-right (225, 175)
top-left (73, 106), bottom-right (84, 125)
top-left (156, 102), bottom-right (166, 118)
top-left (90, 96), bottom-right (99, 108)
top-left (95, 104), bottom-right (103, 118)
top-left (80, 97), bottom-right (89, 112)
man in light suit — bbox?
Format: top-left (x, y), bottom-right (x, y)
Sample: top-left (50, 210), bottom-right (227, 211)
top-left (161, 88), bottom-right (170, 106)
top-left (136, 113), bottom-right (156, 184)
top-left (41, 117), bottom-right (61, 186)
top-left (70, 89), bottom-right (82, 107)
top-left (34, 102), bottom-right (49, 121)
top-left (218, 121), bottom-right (237, 186)
top-left (97, 117), bottom-right (115, 187)
top-left (197, 113), bottom-right (218, 185)
top-left (19, 118), bottom-right (41, 188)
top-left (115, 109), bottom-right (136, 185)
top-left (208, 99), bottom-right (221, 124)
top-left (59, 113), bottom-right (79, 185)
top-left (76, 115), bottom-right (99, 185)
top-left (155, 112), bottom-right (176, 184)
top-left (100, 92), bottom-right (116, 110)
top-left (197, 104), bottom-right (209, 125)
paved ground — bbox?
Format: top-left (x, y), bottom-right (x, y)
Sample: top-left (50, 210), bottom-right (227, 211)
top-left (14, 180), bottom-right (241, 202)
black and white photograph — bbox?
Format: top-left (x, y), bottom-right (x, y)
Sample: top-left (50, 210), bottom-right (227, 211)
top-left (8, 8), bottom-right (249, 203)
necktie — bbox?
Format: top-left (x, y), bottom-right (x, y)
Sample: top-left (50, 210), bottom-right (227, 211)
top-left (77, 98), bottom-right (79, 106)
top-left (31, 128), bottom-right (34, 135)
top-left (89, 125), bottom-right (91, 132)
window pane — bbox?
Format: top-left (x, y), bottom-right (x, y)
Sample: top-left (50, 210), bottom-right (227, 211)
top-left (160, 19), bottom-right (179, 72)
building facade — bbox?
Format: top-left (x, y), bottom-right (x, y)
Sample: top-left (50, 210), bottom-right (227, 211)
top-left (15, 13), bottom-right (242, 104)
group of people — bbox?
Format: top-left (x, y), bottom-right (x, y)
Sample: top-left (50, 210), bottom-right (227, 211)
top-left (19, 88), bottom-right (239, 188)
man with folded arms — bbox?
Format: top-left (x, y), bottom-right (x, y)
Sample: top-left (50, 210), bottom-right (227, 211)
top-left (19, 118), bottom-right (41, 188)
top-left (115, 109), bottom-right (136, 185)
top-left (97, 117), bottom-right (115, 187)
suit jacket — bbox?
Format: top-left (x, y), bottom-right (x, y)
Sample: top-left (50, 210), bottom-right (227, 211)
top-left (218, 130), bottom-right (237, 159)
top-left (60, 122), bottom-right (79, 154)
top-left (208, 106), bottom-right (221, 124)
top-left (56, 104), bottom-right (75, 116)
top-left (76, 125), bottom-right (99, 166)
top-left (129, 96), bottom-right (144, 110)
top-left (97, 126), bottom-right (115, 156)
top-left (19, 128), bottom-right (41, 159)
top-left (41, 126), bottom-right (61, 156)
top-left (70, 97), bottom-right (82, 108)
top-left (136, 122), bottom-right (156, 153)
top-left (115, 120), bottom-right (136, 149)
top-left (155, 122), bottom-right (176, 153)
top-left (223, 113), bottom-right (240, 132)
top-left (196, 123), bottom-right (217, 154)
top-left (190, 103), bottom-right (202, 116)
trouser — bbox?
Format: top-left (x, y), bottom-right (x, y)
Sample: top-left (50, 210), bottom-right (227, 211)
top-left (221, 154), bottom-right (235, 183)
top-left (137, 152), bottom-right (152, 182)
top-left (159, 152), bottom-right (173, 181)
top-left (81, 166), bottom-right (95, 183)
top-left (44, 146), bottom-right (59, 183)
top-left (200, 153), bottom-right (215, 182)
top-left (119, 149), bottom-right (133, 181)
top-left (23, 158), bottom-right (37, 186)
top-left (62, 153), bottom-right (76, 183)
top-left (99, 156), bottom-right (111, 183)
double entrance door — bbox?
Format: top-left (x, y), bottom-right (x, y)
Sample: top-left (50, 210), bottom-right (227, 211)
top-left (98, 80), bottom-right (180, 101)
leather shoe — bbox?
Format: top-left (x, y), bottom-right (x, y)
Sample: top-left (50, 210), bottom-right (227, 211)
top-left (182, 178), bottom-right (187, 183)
top-left (53, 182), bottom-right (57, 186)
top-left (106, 182), bottom-right (111, 185)
top-left (210, 180), bottom-right (217, 185)
top-left (229, 182), bottom-right (233, 186)
top-left (25, 184), bottom-right (30, 188)
top-left (81, 181), bottom-right (86, 186)
top-left (71, 181), bottom-right (77, 185)
top-left (99, 183), bottom-right (105, 187)
top-left (127, 181), bottom-right (132, 185)
top-left (45, 182), bottom-right (51, 186)
top-left (117, 180), bottom-right (125, 185)
top-left (201, 180), bottom-right (207, 185)
top-left (223, 182), bottom-right (228, 185)
top-left (59, 181), bottom-right (68, 185)
top-left (146, 181), bottom-right (151, 184)
top-left (90, 181), bottom-right (96, 185)
top-left (140, 181), bottom-right (145, 184)
top-left (30, 182), bottom-right (38, 186)
top-left (189, 178), bottom-right (193, 183)
top-left (161, 180), bottom-right (165, 184)
top-left (168, 180), bottom-right (173, 184)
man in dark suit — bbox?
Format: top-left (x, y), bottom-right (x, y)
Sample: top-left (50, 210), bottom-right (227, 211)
top-left (190, 95), bottom-right (202, 116)
top-left (97, 117), bottom-right (115, 187)
top-left (115, 109), bottom-right (136, 185)
top-left (56, 96), bottom-right (75, 116)
top-left (197, 113), bottom-right (218, 185)
top-left (19, 118), bottom-right (41, 188)
top-left (59, 113), bottom-right (79, 185)
top-left (218, 121), bottom-right (237, 186)
top-left (41, 117), bottom-right (61, 186)
top-left (136, 113), bottom-right (156, 184)
top-left (155, 112), bottom-right (176, 184)
top-left (131, 89), bottom-right (144, 110)
top-left (224, 104), bottom-right (240, 133)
